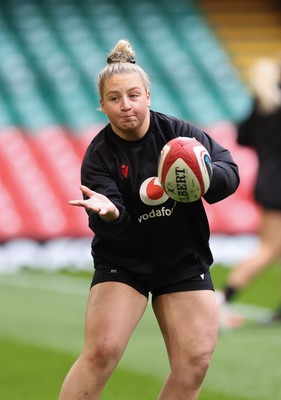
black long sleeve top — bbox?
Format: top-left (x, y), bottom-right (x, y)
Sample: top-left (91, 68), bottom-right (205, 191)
top-left (81, 111), bottom-right (240, 278)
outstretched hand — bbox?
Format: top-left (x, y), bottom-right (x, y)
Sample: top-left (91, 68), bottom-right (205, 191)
top-left (69, 185), bottom-right (120, 222)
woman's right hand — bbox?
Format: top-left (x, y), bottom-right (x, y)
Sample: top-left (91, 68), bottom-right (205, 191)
top-left (69, 185), bottom-right (120, 222)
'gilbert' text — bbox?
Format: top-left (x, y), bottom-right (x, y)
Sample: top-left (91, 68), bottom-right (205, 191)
top-left (175, 167), bottom-right (188, 198)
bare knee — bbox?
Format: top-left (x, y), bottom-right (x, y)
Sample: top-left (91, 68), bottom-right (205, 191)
top-left (172, 351), bottom-right (212, 392)
top-left (82, 338), bottom-right (125, 372)
top-left (188, 353), bottom-right (211, 388)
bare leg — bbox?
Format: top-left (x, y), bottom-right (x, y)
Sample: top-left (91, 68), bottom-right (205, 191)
top-left (59, 282), bottom-right (148, 400)
top-left (228, 210), bottom-right (281, 289)
top-left (153, 290), bottom-right (218, 400)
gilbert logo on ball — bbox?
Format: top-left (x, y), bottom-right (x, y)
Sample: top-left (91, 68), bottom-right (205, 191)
top-left (157, 137), bottom-right (213, 203)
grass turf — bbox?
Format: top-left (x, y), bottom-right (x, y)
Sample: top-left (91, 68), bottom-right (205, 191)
top-left (1, 266), bottom-right (281, 399)
top-left (0, 336), bottom-right (75, 400)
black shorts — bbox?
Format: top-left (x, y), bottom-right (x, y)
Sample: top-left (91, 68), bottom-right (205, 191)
top-left (91, 267), bottom-right (214, 301)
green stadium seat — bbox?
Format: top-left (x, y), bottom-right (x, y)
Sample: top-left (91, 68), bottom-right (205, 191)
top-left (0, 0), bottom-right (251, 132)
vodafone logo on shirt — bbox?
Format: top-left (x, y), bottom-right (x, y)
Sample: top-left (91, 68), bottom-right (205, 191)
top-left (139, 177), bottom-right (169, 205)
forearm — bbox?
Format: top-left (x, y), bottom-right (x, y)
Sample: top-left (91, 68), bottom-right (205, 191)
top-left (204, 162), bottom-right (240, 204)
top-left (88, 207), bottom-right (131, 239)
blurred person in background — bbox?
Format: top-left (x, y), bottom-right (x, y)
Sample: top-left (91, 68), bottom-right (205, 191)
top-left (219, 56), bottom-right (281, 328)
top-left (58, 39), bottom-right (240, 399)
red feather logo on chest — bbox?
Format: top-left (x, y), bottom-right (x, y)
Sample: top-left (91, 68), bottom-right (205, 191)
top-left (120, 164), bottom-right (129, 178)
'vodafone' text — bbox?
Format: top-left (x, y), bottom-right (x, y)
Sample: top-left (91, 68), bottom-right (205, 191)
top-left (138, 206), bottom-right (175, 223)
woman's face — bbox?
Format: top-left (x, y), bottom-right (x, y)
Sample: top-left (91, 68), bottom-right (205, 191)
top-left (100, 72), bottom-right (151, 140)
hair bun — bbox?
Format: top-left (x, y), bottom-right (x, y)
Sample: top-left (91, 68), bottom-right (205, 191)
top-left (107, 52), bottom-right (136, 64)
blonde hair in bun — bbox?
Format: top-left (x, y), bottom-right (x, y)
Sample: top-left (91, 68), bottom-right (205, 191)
top-left (98, 39), bottom-right (150, 100)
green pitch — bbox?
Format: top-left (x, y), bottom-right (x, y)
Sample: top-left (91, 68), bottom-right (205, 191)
top-left (0, 265), bottom-right (281, 400)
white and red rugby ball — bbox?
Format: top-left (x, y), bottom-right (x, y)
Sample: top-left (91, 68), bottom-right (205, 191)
top-left (157, 137), bottom-right (213, 203)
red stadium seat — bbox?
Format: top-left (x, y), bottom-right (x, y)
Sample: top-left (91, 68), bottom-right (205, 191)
top-left (0, 122), bottom-right (261, 239)
top-left (204, 121), bottom-right (260, 234)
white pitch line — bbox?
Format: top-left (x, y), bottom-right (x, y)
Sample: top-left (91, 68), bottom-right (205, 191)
top-left (0, 273), bottom-right (275, 323)
top-left (0, 274), bottom-right (90, 296)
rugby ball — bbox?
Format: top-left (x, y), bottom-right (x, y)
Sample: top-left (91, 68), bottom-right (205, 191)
top-left (157, 137), bottom-right (212, 202)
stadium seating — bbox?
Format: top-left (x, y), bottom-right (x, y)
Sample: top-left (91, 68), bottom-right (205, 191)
top-left (199, 0), bottom-right (281, 82)
top-left (0, 0), bottom-right (262, 240)
top-left (0, 126), bottom-right (92, 239)
top-left (0, 0), bottom-right (251, 132)
top-left (203, 122), bottom-right (260, 234)
top-left (0, 122), bottom-right (261, 240)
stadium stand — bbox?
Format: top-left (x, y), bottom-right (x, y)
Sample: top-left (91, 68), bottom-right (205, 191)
top-left (0, 0), bottom-right (267, 240)
top-left (199, 0), bottom-right (281, 82)
top-left (0, 0), bottom-right (251, 132)
top-left (0, 127), bottom-right (91, 239)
